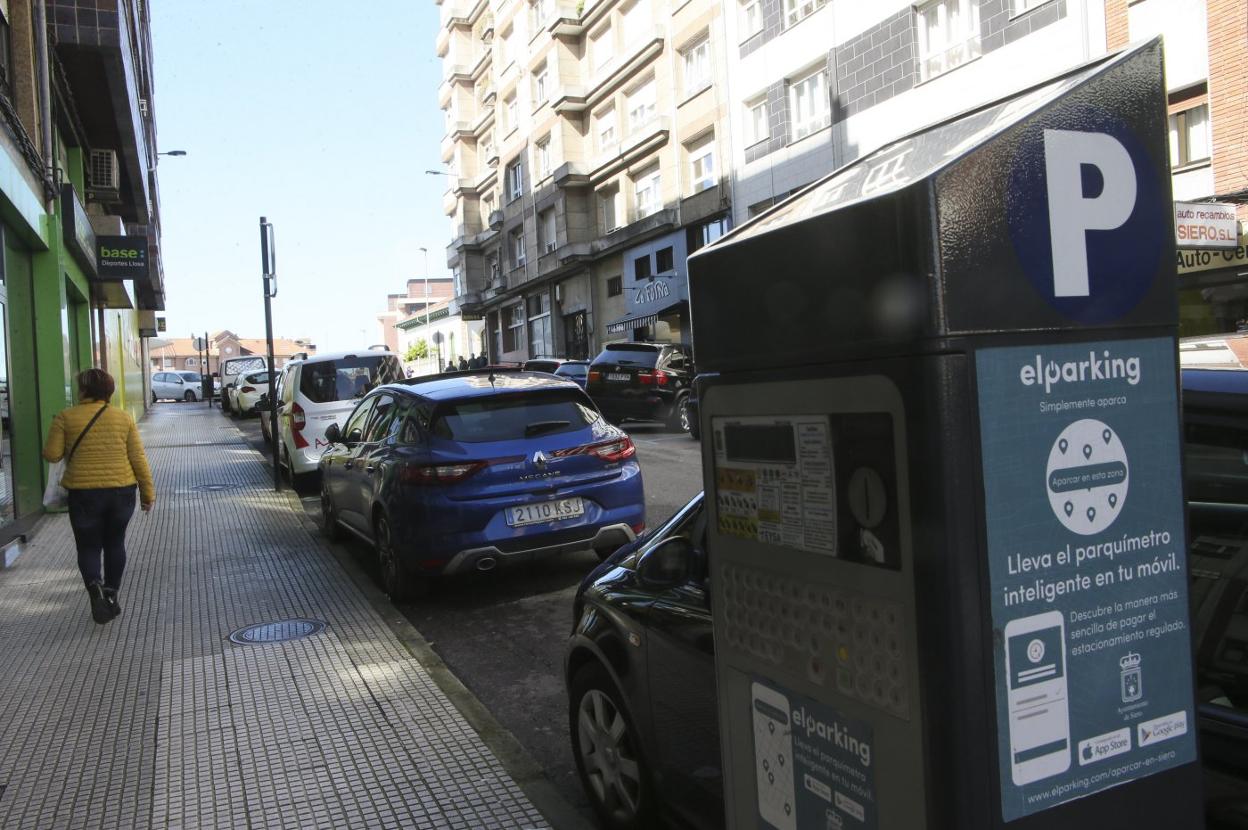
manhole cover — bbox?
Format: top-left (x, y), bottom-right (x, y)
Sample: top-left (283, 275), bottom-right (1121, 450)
top-left (189, 483), bottom-right (237, 492)
top-left (229, 619), bottom-right (327, 645)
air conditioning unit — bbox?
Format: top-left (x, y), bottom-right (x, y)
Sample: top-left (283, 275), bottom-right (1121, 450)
top-left (89, 149), bottom-right (121, 191)
top-left (138, 98), bottom-right (150, 117)
top-left (544, 240), bottom-right (557, 253)
top-left (489, 210), bottom-right (504, 230)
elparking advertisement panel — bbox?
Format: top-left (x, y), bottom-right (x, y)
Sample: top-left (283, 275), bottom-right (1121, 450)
top-left (976, 337), bottom-right (1197, 821)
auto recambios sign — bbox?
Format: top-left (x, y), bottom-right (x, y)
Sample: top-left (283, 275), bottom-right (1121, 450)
top-left (1173, 201), bottom-right (1237, 250)
top-left (96, 235), bottom-right (149, 280)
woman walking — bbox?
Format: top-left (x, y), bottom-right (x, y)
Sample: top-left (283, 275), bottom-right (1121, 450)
top-left (42, 369), bottom-right (156, 624)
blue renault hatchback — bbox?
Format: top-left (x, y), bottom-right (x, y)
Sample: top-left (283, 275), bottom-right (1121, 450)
top-left (318, 370), bottom-right (645, 600)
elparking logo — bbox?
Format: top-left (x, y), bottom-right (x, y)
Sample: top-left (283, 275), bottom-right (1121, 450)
top-left (1007, 110), bottom-right (1167, 323)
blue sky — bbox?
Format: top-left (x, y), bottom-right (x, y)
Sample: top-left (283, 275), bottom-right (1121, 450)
top-left (150, 1), bottom-right (448, 352)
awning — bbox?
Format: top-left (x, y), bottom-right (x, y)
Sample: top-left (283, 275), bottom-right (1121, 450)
top-left (605, 300), bottom-right (687, 334)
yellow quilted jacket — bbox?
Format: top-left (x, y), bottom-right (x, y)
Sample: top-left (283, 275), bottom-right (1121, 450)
top-left (42, 399), bottom-right (156, 505)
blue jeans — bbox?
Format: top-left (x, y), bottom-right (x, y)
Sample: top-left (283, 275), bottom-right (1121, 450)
top-left (67, 486), bottom-right (136, 591)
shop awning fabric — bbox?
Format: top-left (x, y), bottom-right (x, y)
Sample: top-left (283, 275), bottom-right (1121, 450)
top-left (605, 300), bottom-right (686, 333)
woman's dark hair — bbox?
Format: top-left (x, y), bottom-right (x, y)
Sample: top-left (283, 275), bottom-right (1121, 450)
top-left (78, 368), bottom-right (116, 402)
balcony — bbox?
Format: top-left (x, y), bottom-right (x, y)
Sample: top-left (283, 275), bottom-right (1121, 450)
top-left (51, 0), bottom-right (163, 306)
top-left (551, 84), bottom-right (588, 114)
top-left (590, 117), bottom-right (670, 183)
top-left (585, 28), bottom-right (665, 109)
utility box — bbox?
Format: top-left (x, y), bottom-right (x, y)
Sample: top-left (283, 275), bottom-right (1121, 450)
top-left (688, 40), bottom-right (1201, 829)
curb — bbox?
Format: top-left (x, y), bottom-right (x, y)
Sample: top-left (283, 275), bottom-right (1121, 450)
top-left (233, 415), bottom-right (593, 830)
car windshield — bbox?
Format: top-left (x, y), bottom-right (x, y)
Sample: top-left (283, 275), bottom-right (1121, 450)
top-left (429, 390), bottom-right (599, 442)
top-left (557, 364), bottom-right (588, 377)
top-left (299, 355), bottom-right (401, 403)
top-left (592, 345), bottom-right (661, 368)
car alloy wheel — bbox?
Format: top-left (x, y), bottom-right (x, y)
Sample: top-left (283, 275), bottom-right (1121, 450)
top-left (374, 515), bottom-right (426, 602)
top-left (677, 396), bottom-right (692, 432)
top-left (571, 664), bottom-right (653, 829)
top-left (151, 391), bottom-right (157, 403)
top-left (184, 390), bottom-right (195, 402)
top-left (320, 484), bottom-right (343, 541)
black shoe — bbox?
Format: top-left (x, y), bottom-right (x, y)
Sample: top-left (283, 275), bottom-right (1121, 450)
top-left (102, 588), bottom-right (121, 620)
top-left (86, 582), bottom-right (111, 625)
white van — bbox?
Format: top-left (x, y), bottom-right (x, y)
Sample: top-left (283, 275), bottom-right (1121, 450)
top-left (275, 350), bottom-right (404, 480)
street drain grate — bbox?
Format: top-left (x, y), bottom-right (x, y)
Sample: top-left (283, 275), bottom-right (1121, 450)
top-left (229, 619), bottom-right (327, 645)
top-left (188, 483), bottom-right (238, 492)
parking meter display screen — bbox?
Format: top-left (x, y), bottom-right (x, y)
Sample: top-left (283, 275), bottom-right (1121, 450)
top-left (712, 413), bottom-right (899, 568)
top-left (976, 337), bottom-right (1197, 821)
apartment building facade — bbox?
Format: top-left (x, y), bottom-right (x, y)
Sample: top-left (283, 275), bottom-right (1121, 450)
top-left (436, 0), bottom-right (733, 362)
top-left (0, 0), bottom-right (168, 542)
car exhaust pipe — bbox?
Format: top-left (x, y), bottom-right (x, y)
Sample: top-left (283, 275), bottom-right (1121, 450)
top-left (475, 556), bottom-right (498, 572)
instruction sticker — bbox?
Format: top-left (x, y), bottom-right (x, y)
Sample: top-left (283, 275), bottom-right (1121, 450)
top-left (712, 416), bottom-right (836, 555)
top-left (750, 678), bottom-right (877, 830)
top-left (976, 338), bottom-right (1197, 821)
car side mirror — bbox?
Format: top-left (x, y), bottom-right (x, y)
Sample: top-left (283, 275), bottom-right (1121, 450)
top-left (638, 537), bottom-right (694, 589)
top-left (324, 422), bottom-right (342, 444)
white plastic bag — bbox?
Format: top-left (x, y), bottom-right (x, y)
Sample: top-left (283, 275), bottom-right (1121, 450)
top-left (43, 460), bottom-right (68, 510)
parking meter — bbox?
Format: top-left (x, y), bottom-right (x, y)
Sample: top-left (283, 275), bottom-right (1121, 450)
top-left (689, 40), bottom-right (1201, 829)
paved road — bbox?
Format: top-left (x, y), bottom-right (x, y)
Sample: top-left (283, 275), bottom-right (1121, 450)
top-left (231, 408), bottom-right (704, 826)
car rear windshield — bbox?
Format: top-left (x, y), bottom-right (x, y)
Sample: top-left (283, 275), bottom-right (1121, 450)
top-left (242, 371), bottom-right (272, 385)
top-left (557, 364), bottom-right (588, 377)
top-left (223, 358), bottom-right (266, 378)
top-left (299, 356), bottom-right (402, 404)
top-left (591, 345), bottom-right (661, 368)
top-left (178, 372), bottom-right (200, 382)
top-left (429, 390), bottom-right (599, 442)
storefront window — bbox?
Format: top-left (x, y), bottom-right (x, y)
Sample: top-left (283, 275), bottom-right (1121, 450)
top-left (0, 303), bottom-right (13, 527)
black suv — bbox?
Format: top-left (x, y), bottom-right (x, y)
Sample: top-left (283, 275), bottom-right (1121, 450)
top-left (585, 342), bottom-right (694, 430)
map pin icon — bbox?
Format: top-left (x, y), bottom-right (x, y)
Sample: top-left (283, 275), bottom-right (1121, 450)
top-left (1082, 444), bottom-right (1093, 460)
top-left (1102, 428), bottom-right (1112, 444)
top-left (1059, 439), bottom-right (1069, 454)
top-left (1109, 493), bottom-right (1118, 508)
top-left (1064, 501), bottom-right (1074, 517)
top-left (1087, 507), bottom-right (1097, 522)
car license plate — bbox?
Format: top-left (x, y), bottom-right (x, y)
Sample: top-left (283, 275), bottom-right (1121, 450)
top-left (607, 372), bottom-right (631, 382)
top-left (506, 497), bottom-right (585, 527)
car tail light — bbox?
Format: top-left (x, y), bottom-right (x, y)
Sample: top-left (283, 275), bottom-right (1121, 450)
top-left (589, 436), bottom-right (636, 462)
top-left (637, 370), bottom-right (669, 387)
top-left (241, 386), bottom-right (256, 394)
top-left (631, 522), bottom-right (646, 535)
top-left (291, 402), bottom-right (308, 449)
top-left (400, 461), bottom-right (486, 485)
top-left (587, 370), bottom-right (601, 383)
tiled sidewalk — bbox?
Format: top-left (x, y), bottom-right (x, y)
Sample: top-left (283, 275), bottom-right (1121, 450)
top-left (0, 404), bottom-right (551, 829)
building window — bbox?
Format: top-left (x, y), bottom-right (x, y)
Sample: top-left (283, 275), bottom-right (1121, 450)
top-left (162, 358), bottom-right (174, 368)
top-left (634, 256), bottom-right (652, 280)
top-left (506, 158), bottom-right (525, 201)
top-left (502, 91), bottom-right (518, 133)
top-left (503, 303), bottom-right (525, 353)
top-left (531, 0), bottom-right (554, 30)
top-left (745, 98), bottom-right (768, 146)
top-left (740, 0), bottom-right (763, 38)
top-left (1013, 0), bottom-right (1051, 13)
top-left (532, 59), bottom-right (549, 107)
top-left (632, 163), bottom-right (661, 219)
top-left (185, 357), bottom-right (197, 368)
top-left (627, 77), bottom-right (656, 135)
top-left (682, 37), bottom-right (711, 96)
top-left (488, 252), bottom-right (502, 284)
top-left (607, 276), bottom-right (623, 296)
top-left (789, 68), bottom-right (830, 141)
top-left (600, 184), bottom-right (620, 232)
top-left (687, 134), bottom-right (716, 193)
top-left (481, 191), bottom-right (496, 226)
top-left (917, 0), bottom-right (982, 82)
top-left (591, 25), bottom-right (615, 74)
top-left (527, 293), bottom-right (553, 357)
top-left (535, 135), bottom-right (552, 179)
top-left (655, 246), bottom-right (674, 273)
top-left (500, 25), bottom-right (515, 69)
top-left (784, 0), bottom-right (826, 27)
top-left (1169, 104), bottom-right (1210, 168)
top-left (623, 0), bottom-right (649, 46)
top-left (0, 11), bottom-right (12, 91)
top-left (540, 208), bottom-right (557, 253)
top-left (596, 106), bottom-right (618, 151)
top-left (688, 216), bottom-right (731, 253)
top-left (510, 227), bottom-right (527, 268)
top-left (480, 131), bottom-right (496, 164)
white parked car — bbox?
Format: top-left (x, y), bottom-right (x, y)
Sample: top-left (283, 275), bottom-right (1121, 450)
top-left (234, 370), bottom-right (273, 415)
top-left (275, 350), bottom-right (404, 482)
top-left (221, 356), bottom-right (267, 414)
top-left (152, 370), bottom-right (201, 402)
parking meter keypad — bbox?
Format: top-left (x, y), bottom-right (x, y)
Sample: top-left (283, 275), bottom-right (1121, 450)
top-left (722, 563), bottom-right (909, 718)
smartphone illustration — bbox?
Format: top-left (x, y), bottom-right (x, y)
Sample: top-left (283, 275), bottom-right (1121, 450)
top-left (751, 681), bottom-right (797, 830)
top-left (1004, 611), bottom-right (1071, 785)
